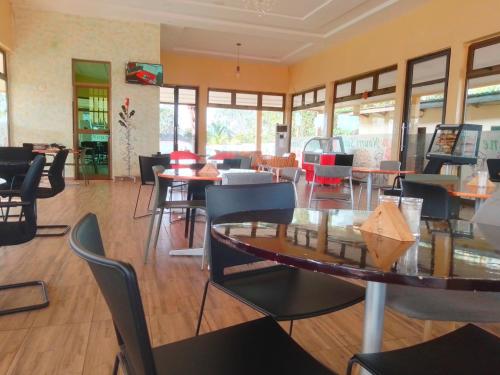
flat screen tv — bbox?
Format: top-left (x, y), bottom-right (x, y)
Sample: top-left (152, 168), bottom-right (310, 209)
top-left (126, 62), bottom-right (163, 86)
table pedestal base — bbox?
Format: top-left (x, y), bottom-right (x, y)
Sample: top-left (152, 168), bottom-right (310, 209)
top-left (169, 248), bottom-right (203, 256)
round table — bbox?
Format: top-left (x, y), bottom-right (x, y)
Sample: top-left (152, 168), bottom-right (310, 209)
top-left (212, 208), bottom-right (500, 366)
top-left (157, 167), bottom-right (257, 259)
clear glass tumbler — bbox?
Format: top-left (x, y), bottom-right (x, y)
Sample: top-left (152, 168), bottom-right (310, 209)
top-left (477, 170), bottom-right (489, 187)
top-left (378, 195), bottom-right (400, 207)
top-left (400, 197), bottom-right (423, 237)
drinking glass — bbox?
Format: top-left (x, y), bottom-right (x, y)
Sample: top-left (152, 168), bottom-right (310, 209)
top-left (400, 197), bottom-right (423, 237)
top-left (477, 170), bottom-right (489, 187)
top-left (378, 195), bottom-right (400, 207)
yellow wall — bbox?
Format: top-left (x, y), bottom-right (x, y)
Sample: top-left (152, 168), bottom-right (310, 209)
top-left (0, 0), bottom-right (13, 50)
top-left (161, 51), bottom-right (289, 153)
top-left (289, 0), bottom-right (500, 159)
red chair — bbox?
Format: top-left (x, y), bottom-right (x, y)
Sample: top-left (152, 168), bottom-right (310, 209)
top-left (170, 151), bottom-right (199, 169)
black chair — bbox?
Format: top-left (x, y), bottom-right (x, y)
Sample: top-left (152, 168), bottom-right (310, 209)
top-left (334, 154), bottom-right (354, 166)
top-left (35, 149), bottom-right (71, 237)
top-left (220, 158), bottom-right (242, 170)
top-left (0, 155), bottom-right (49, 315)
top-left (401, 180), bottom-right (460, 219)
top-left (0, 146), bottom-right (33, 189)
top-left (71, 213), bottom-right (335, 375)
top-left (133, 155), bottom-right (171, 219)
top-left (196, 183), bottom-right (365, 336)
top-left (143, 165), bottom-right (206, 263)
top-left (487, 159), bottom-right (500, 182)
top-left (347, 324), bottom-right (500, 375)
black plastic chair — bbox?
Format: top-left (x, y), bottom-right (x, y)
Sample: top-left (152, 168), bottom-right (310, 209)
top-left (196, 183), bottom-right (365, 336)
top-left (34, 149), bottom-right (71, 237)
top-left (70, 213), bottom-right (335, 375)
top-left (401, 180), bottom-right (460, 219)
top-left (347, 324), bottom-right (500, 375)
top-left (487, 159), bottom-right (500, 182)
top-left (133, 155), bottom-right (171, 219)
top-left (0, 155), bottom-right (49, 315)
top-left (0, 146), bottom-right (33, 189)
top-left (220, 158), bottom-right (242, 170)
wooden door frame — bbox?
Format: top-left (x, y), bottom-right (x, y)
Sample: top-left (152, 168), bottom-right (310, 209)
top-left (72, 59), bottom-right (112, 180)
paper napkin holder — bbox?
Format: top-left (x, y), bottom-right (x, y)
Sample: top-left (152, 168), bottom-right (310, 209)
top-left (360, 202), bottom-right (415, 242)
top-left (198, 163), bottom-right (219, 177)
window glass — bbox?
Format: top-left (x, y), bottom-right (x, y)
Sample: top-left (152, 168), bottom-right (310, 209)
top-left (235, 93), bottom-right (258, 107)
top-left (206, 108), bottom-right (257, 155)
top-left (291, 106), bottom-right (326, 162)
top-left (472, 42), bottom-right (500, 70)
top-left (209, 90), bottom-right (232, 105)
top-left (261, 110), bottom-right (284, 156)
top-left (178, 88), bottom-right (196, 105)
top-left (293, 94), bottom-right (303, 108)
top-left (334, 94), bottom-right (395, 168)
top-left (262, 94), bottom-right (283, 108)
top-left (336, 82), bottom-right (351, 98)
top-left (0, 78), bottom-right (8, 146)
top-left (355, 77), bottom-right (374, 94)
top-left (378, 70), bottom-right (397, 89)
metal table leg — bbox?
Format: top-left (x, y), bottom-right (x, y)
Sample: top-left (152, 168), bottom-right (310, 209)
top-left (360, 281), bottom-right (387, 375)
top-left (366, 172), bottom-right (373, 210)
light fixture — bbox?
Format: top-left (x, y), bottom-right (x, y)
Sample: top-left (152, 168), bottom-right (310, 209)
top-left (242, 0), bottom-right (276, 17)
top-left (235, 42), bottom-right (241, 79)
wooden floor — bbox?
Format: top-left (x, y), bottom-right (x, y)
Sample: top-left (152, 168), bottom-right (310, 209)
top-left (0, 179), bottom-right (498, 375)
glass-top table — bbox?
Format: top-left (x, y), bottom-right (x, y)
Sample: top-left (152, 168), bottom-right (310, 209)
top-left (212, 208), bottom-right (500, 363)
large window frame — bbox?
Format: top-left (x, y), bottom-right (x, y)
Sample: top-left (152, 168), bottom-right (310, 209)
top-left (206, 88), bottom-right (285, 155)
top-left (0, 48), bottom-right (9, 146)
top-left (462, 35), bottom-right (500, 121)
top-left (160, 85), bottom-right (199, 153)
top-left (400, 49), bottom-right (451, 170)
top-left (332, 65), bottom-right (398, 168)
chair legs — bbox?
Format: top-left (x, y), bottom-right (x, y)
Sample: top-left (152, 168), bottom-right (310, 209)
top-left (112, 354), bottom-right (120, 375)
top-left (346, 358), bottom-right (357, 375)
top-left (289, 320), bottom-right (294, 336)
top-left (133, 185), bottom-right (154, 219)
top-left (189, 208), bottom-right (196, 248)
top-left (0, 280), bottom-right (49, 316)
top-left (196, 279), bottom-right (210, 336)
top-left (36, 224), bottom-right (70, 237)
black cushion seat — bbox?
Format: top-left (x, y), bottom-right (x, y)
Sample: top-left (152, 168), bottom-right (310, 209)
top-left (349, 324), bottom-right (500, 375)
top-left (218, 265), bottom-right (365, 320)
top-left (0, 221), bottom-right (36, 246)
top-left (153, 316), bottom-right (334, 375)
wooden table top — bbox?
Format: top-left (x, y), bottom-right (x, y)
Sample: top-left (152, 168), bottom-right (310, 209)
top-left (447, 182), bottom-right (497, 200)
top-left (159, 168), bottom-right (256, 182)
top-left (32, 148), bottom-right (75, 154)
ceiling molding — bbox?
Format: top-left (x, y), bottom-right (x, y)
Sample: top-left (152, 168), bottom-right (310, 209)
top-left (171, 0), bottom-right (337, 21)
top-left (172, 47), bottom-right (282, 63)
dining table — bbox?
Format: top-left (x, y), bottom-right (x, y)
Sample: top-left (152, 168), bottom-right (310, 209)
top-left (158, 167), bottom-right (257, 259)
top-left (211, 208), bottom-right (500, 373)
top-left (351, 167), bottom-right (415, 210)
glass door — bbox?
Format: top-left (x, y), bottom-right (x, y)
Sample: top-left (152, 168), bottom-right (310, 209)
top-left (73, 60), bottom-right (111, 179)
top-left (160, 86), bottom-right (197, 153)
top-left (401, 50), bottom-right (450, 171)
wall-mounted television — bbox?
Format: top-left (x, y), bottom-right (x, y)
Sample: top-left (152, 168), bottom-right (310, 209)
top-left (126, 62), bottom-right (163, 86)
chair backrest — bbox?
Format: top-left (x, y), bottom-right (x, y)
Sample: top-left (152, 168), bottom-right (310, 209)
top-left (221, 158), bottom-right (242, 169)
top-left (0, 146), bottom-right (33, 162)
top-left (239, 157), bottom-right (252, 169)
top-left (487, 159), bottom-right (500, 182)
top-left (334, 154), bottom-right (354, 166)
top-left (279, 167), bottom-right (301, 184)
top-left (151, 165), bottom-right (172, 209)
top-left (205, 183), bottom-right (296, 281)
top-left (69, 213), bottom-right (156, 375)
top-left (0, 155), bottom-right (46, 246)
top-left (169, 150), bottom-right (198, 161)
top-left (402, 180), bottom-right (453, 219)
top-left (380, 160), bottom-right (401, 171)
top-left (138, 156), bottom-right (171, 185)
top-left (47, 149), bottom-right (69, 195)
top-left (221, 171), bottom-right (273, 185)
top-left (313, 164), bottom-right (352, 179)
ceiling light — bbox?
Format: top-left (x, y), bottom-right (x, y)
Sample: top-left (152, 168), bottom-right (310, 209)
top-left (235, 43), bottom-right (241, 79)
top-left (242, 0), bottom-right (276, 17)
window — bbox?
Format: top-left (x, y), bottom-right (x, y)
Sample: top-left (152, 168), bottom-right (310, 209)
top-left (333, 66), bottom-right (398, 169)
top-left (160, 86), bottom-right (198, 153)
top-left (207, 89), bottom-right (285, 155)
top-left (463, 36), bottom-right (500, 177)
top-left (0, 49), bottom-right (8, 146)
top-left (291, 86), bottom-right (326, 160)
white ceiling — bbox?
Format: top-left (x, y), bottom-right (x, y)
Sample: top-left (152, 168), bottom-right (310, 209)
top-left (16, 0), bottom-right (430, 64)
